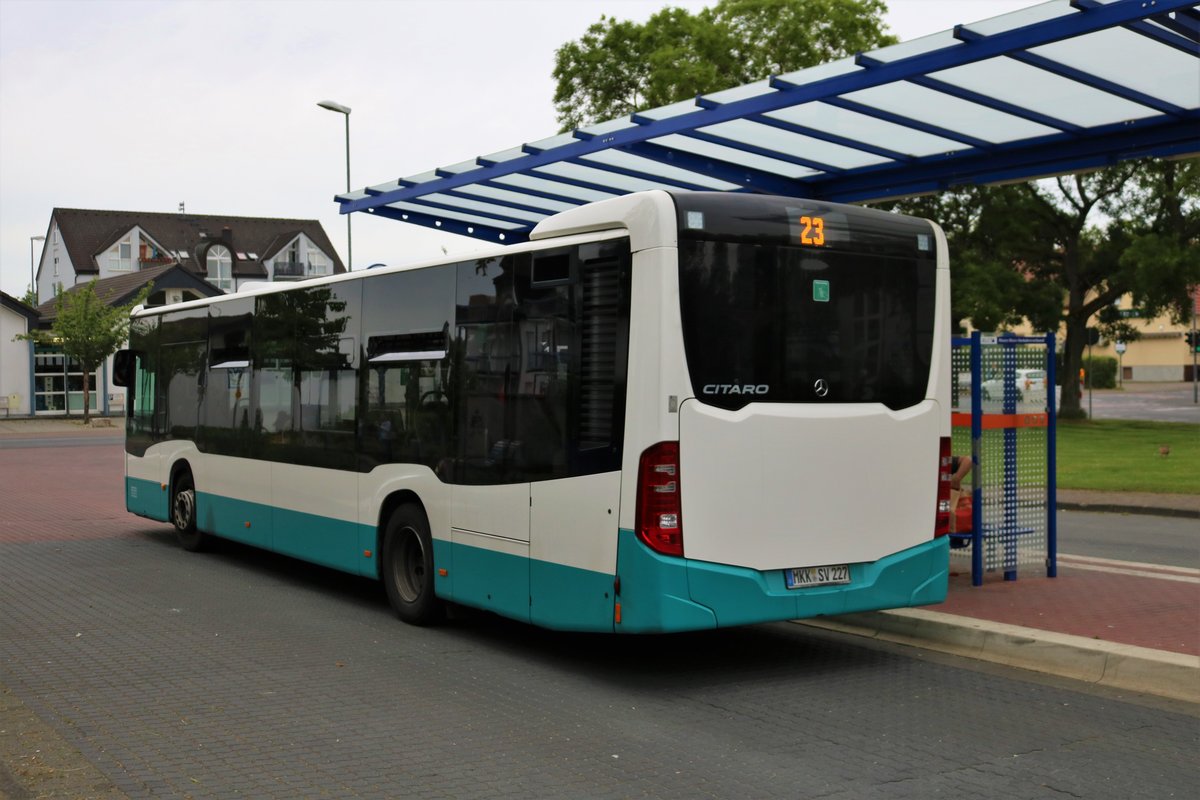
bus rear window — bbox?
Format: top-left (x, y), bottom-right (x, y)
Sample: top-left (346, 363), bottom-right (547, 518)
top-left (677, 223), bottom-right (936, 411)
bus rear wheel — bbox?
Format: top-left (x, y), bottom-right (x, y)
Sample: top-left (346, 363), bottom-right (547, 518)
top-left (172, 471), bottom-right (206, 552)
top-left (382, 504), bottom-right (442, 625)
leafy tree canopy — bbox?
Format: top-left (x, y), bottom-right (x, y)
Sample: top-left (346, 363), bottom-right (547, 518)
top-left (20, 280), bottom-right (152, 422)
top-left (890, 158), bottom-right (1199, 417)
top-left (552, 0), bottom-right (895, 131)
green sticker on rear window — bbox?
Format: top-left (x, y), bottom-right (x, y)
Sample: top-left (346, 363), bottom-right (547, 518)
top-left (813, 279), bottom-right (830, 302)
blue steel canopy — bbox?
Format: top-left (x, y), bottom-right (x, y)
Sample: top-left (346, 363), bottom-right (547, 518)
top-left (336, 0), bottom-right (1200, 244)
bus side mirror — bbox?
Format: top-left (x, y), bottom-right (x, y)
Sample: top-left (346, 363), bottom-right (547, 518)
top-left (113, 350), bottom-right (137, 388)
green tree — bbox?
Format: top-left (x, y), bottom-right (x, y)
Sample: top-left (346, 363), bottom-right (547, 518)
top-left (552, 0), bottom-right (895, 131)
top-left (20, 288), bottom-right (38, 308)
top-left (891, 158), bottom-right (1199, 418)
top-left (20, 280), bottom-right (152, 423)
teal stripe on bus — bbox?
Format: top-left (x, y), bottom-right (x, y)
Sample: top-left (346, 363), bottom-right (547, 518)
top-left (614, 529), bottom-right (948, 633)
top-left (195, 492), bottom-right (365, 575)
top-left (131, 486), bottom-right (946, 634)
top-left (436, 540), bottom-right (616, 631)
top-left (126, 477), bottom-right (169, 522)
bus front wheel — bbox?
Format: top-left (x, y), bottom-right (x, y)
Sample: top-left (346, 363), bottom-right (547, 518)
top-left (172, 471), bottom-right (206, 552)
top-left (382, 504), bottom-right (442, 625)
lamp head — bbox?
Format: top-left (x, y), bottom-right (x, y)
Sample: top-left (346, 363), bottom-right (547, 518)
top-left (317, 100), bottom-right (351, 115)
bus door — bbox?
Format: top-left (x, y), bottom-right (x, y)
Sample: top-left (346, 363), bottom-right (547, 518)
top-left (452, 253), bottom-right (532, 621)
top-left (449, 484), bottom-right (531, 621)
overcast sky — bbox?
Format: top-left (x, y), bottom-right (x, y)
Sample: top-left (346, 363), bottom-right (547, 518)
top-left (0, 0), bottom-right (1038, 298)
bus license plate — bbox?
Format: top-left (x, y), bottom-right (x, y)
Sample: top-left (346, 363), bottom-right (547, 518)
top-left (785, 564), bottom-right (850, 589)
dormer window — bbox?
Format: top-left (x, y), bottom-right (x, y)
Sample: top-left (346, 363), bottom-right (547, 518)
top-left (206, 244), bottom-right (233, 292)
top-left (110, 236), bottom-right (133, 271)
top-left (307, 251), bottom-right (329, 276)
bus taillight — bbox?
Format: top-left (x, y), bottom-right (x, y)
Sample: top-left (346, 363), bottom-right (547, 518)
top-left (636, 441), bottom-right (683, 557)
top-left (935, 436), bottom-right (952, 538)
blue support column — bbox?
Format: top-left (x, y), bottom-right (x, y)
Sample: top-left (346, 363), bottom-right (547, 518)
top-left (1046, 331), bottom-right (1058, 578)
top-left (1001, 336), bottom-right (1018, 581)
top-left (970, 330), bottom-right (983, 586)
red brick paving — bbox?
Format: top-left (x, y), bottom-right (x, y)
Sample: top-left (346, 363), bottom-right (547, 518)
top-left (938, 567), bottom-right (1199, 655)
top-left (0, 441), bottom-right (136, 543)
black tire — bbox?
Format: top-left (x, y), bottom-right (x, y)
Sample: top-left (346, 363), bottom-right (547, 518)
top-left (381, 504), bottom-right (442, 625)
top-left (171, 470), bottom-right (206, 552)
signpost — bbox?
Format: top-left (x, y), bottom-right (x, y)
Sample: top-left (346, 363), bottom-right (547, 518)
top-left (1115, 341), bottom-right (1126, 387)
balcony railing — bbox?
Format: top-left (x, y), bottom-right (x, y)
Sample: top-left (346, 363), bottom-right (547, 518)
top-left (273, 261), bottom-right (306, 278)
top-left (138, 256), bottom-right (174, 266)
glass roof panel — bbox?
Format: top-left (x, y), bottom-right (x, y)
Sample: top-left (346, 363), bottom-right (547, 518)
top-left (366, 180), bottom-right (403, 193)
top-left (634, 98), bottom-right (702, 122)
top-left (700, 119), bottom-right (890, 170)
top-left (578, 118), bottom-right (640, 136)
top-left (930, 58), bottom-right (1158, 127)
top-left (841, 83), bottom-right (1061, 142)
top-left (1030, 28), bottom-right (1200, 110)
top-left (534, 161), bottom-right (685, 193)
top-left (421, 193), bottom-right (548, 223)
top-left (865, 30), bottom-right (962, 63)
top-left (454, 184), bottom-right (576, 213)
top-left (525, 132), bottom-right (581, 152)
top-left (580, 149), bottom-right (742, 190)
top-left (765, 102), bottom-right (969, 157)
top-left (439, 160), bottom-right (483, 175)
top-left (493, 173), bottom-right (619, 203)
top-left (963, 1), bottom-right (1076, 36)
top-left (402, 170), bottom-right (441, 185)
top-left (476, 146), bottom-right (529, 164)
top-left (772, 56), bottom-right (861, 88)
top-left (649, 133), bottom-right (820, 178)
top-left (702, 80), bottom-right (777, 105)
top-left (385, 201), bottom-right (525, 230)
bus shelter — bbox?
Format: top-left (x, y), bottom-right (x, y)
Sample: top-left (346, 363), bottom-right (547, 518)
top-left (334, 0), bottom-right (1198, 241)
top-left (951, 333), bottom-right (1058, 586)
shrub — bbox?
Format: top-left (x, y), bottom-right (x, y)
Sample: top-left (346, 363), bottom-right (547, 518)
top-left (1082, 356), bottom-right (1118, 389)
top-left (1054, 354), bottom-right (1119, 389)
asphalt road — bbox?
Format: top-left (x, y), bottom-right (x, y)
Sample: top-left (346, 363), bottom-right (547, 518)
top-left (1058, 510), bottom-right (1200, 569)
top-left (1081, 383), bottom-right (1199, 423)
top-left (0, 440), bottom-right (1196, 799)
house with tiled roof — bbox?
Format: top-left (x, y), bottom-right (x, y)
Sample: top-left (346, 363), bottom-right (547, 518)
top-left (35, 208), bottom-right (344, 304)
top-left (1, 292), bottom-right (40, 416)
top-left (21, 208), bottom-right (344, 417)
top-left (33, 264), bottom-right (222, 322)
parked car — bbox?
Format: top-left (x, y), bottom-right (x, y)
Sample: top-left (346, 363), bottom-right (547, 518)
top-left (981, 368), bottom-right (1046, 401)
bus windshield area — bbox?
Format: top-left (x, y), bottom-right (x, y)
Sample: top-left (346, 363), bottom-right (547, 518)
top-left (674, 195), bottom-right (937, 411)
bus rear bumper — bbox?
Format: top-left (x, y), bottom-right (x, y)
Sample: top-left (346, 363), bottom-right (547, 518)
top-left (126, 476), bottom-right (169, 522)
top-left (615, 529), bottom-right (949, 633)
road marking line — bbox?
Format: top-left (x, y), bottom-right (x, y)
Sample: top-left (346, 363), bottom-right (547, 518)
top-left (1059, 553), bottom-right (1200, 576)
top-left (1058, 558), bottom-right (1200, 584)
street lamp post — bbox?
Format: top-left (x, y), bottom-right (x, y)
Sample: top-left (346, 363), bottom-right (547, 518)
top-left (317, 100), bottom-right (352, 270)
top-left (30, 235), bottom-right (46, 305)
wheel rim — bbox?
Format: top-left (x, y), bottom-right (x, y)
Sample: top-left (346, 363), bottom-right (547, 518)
top-left (173, 487), bottom-right (195, 531)
top-left (392, 525), bottom-right (426, 604)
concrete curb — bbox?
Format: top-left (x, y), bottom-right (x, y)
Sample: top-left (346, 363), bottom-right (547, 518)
top-left (1057, 501), bottom-right (1200, 520)
top-left (798, 608), bottom-right (1200, 704)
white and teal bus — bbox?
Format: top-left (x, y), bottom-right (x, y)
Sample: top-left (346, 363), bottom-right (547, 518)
top-left (114, 191), bottom-right (953, 633)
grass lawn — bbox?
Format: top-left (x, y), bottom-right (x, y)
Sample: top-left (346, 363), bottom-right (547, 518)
top-left (1056, 419), bottom-right (1199, 494)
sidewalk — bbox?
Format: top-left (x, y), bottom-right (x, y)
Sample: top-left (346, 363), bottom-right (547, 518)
top-left (807, 555), bottom-right (1199, 704)
top-left (0, 416), bottom-right (121, 437)
top-left (1058, 488), bottom-right (1200, 519)
top-left (4, 415), bottom-right (1197, 702)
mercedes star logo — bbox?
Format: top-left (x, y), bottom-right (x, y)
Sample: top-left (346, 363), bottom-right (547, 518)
top-left (814, 379), bottom-right (829, 397)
